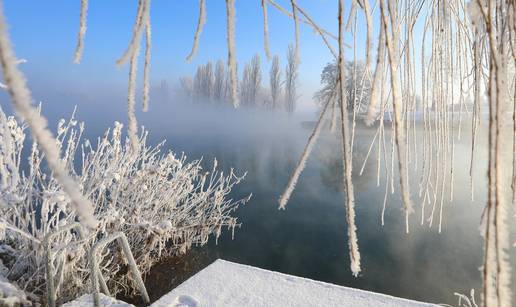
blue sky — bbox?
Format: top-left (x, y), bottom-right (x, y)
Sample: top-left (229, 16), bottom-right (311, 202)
top-left (3, 1), bottom-right (373, 111)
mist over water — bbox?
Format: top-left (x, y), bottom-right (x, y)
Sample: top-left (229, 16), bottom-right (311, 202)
top-left (7, 87), bottom-right (515, 305)
top-left (150, 99), bottom-right (514, 305)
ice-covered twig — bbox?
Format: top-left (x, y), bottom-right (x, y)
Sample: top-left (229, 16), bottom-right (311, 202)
top-left (338, 0), bottom-right (360, 277)
top-left (73, 0), bottom-right (88, 64)
top-left (261, 0), bottom-right (271, 60)
top-left (278, 81), bottom-right (336, 209)
top-left (143, 13), bottom-right (151, 112)
top-left (225, 0), bottom-right (238, 107)
top-left (186, 0), bottom-right (206, 62)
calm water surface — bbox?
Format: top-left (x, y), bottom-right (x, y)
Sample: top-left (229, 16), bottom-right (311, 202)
top-left (124, 103), bottom-right (515, 306)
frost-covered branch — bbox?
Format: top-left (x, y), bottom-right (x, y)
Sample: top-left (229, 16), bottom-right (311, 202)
top-left (186, 0), bottom-right (206, 62)
top-left (261, 0), bottom-right (271, 61)
top-left (225, 0), bottom-right (238, 107)
top-left (380, 0), bottom-right (414, 233)
top-left (338, 0), bottom-right (360, 277)
top-left (143, 13), bottom-right (151, 112)
top-left (278, 80), bottom-right (336, 209)
top-left (0, 3), bottom-right (96, 229)
top-left (73, 0), bottom-right (88, 64)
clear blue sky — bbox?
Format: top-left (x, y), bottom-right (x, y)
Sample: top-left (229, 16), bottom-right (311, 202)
top-left (3, 1), bottom-right (373, 111)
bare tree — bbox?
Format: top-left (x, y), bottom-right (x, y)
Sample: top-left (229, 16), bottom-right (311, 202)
top-left (240, 63), bottom-right (251, 105)
top-left (284, 44), bottom-right (298, 113)
top-left (179, 76), bottom-right (193, 101)
top-left (313, 61), bottom-right (338, 107)
top-left (193, 61), bottom-right (215, 102)
top-left (203, 61), bottom-right (215, 100)
top-left (213, 59), bottom-right (226, 102)
top-left (249, 54), bottom-right (262, 106)
top-left (269, 55), bottom-right (282, 109)
top-left (314, 61), bottom-right (371, 113)
top-left (193, 65), bottom-right (203, 101)
top-left (239, 54), bottom-right (262, 107)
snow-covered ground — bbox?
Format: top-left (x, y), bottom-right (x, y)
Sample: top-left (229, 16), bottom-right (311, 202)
top-left (61, 293), bottom-right (134, 307)
top-left (151, 259), bottom-right (437, 307)
top-left (0, 276), bottom-right (29, 306)
top-left (61, 259), bottom-right (437, 306)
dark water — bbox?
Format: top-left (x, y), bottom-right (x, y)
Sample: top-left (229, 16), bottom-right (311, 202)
top-left (27, 100), bottom-right (516, 306)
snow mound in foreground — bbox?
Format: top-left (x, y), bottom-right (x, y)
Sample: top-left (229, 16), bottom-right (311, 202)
top-left (151, 259), bottom-right (437, 307)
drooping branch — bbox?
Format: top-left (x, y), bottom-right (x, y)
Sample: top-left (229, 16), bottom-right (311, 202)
top-left (116, 0), bottom-right (151, 150)
top-left (0, 2), bottom-right (97, 229)
top-left (186, 0), bottom-right (206, 62)
top-left (290, 0), bottom-right (300, 63)
top-left (261, 0), bottom-right (271, 60)
top-left (364, 25), bottom-right (386, 126)
top-left (380, 0), bottom-right (414, 233)
top-left (116, 0), bottom-right (146, 67)
top-left (225, 0), bottom-right (238, 107)
top-left (267, 0), bottom-right (345, 44)
top-left (143, 14), bottom-right (151, 112)
top-left (338, 0), bottom-right (361, 277)
top-left (362, 0), bottom-right (373, 72)
top-left (278, 81), bottom-right (337, 209)
top-left (346, 0), bottom-right (358, 32)
top-left (73, 0), bottom-right (88, 64)
top-left (293, 3), bottom-right (337, 59)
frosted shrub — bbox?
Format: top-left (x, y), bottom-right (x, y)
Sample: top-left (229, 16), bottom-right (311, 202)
top-left (0, 106), bottom-right (249, 304)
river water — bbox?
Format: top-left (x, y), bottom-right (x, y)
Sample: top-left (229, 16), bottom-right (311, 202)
top-left (126, 102), bottom-right (516, 306)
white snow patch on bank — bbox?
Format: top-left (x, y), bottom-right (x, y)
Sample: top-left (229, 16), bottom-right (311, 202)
top-left (0, 277), bottom-right (29, 306)
top-left (62, 293), bottom-right (134, 307)
top-left (151, 259), bottom-right (437, 307)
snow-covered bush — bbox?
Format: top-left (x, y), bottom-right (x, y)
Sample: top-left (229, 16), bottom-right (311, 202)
top-left (0, 106), bottom-right (249, 304)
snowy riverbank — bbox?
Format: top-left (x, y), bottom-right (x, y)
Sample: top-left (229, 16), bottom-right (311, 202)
top-left (151, 259), bottom-right (437, 307)
top-left (63, 259), bottom-right (437, 306)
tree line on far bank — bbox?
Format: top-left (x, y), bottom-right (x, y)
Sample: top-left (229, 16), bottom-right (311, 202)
top-left (179, 45), bottom-right (299, 113)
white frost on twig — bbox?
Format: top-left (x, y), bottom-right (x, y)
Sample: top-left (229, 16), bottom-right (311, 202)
top-left (186, 0), bottom-right (206, 62)
top-left (225, 0), bottom-right (238, 107)
top-left (73, 0), bottom-right (88, 64)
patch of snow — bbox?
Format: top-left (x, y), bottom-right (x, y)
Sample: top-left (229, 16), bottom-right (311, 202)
top-left (151, 259), bottom-right (437, 307)
top-left (0, 275), bottom-right (29, 306)
top-left (170, 294), bottom-right (199, 307)
top-left (61, 293), bottom-right (135, 307)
